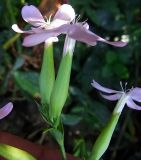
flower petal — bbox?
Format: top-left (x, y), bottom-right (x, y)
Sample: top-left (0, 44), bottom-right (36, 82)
top-left (22, 24), bottom-right (70, 47)
top-left (50, 19), bottom-right (70, 28)
top-left (21, 5), bottom-right (45, 26)
top-left (129, 87), bottom-right (141, 102)
top-left (100, 93), bottom-right (122, 101)
top-left (91, 80), bottom-right (119, 94)
top-left (22, 32), bottom-right (60, 47)
top-left (126, 98), bottom-right (141, 110)
top-left (68, 23), bottom-right (98, 46)
top-left (0, 102), bottom-right (13, 119)
top-left (12, 24), bottom-right (33, 33)
top-left (67, 23), bottom-right (127, 47)
top-left (53, 4), bottom-right (75, 22)
top-left (98, 37), bottom-right (128, 47)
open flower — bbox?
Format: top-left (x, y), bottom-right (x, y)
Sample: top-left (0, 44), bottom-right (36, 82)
top-left (12, 4), bottom-right (127, 47)
top-left (91, 80), bottom-right (141, 111)
top-left (0, 102), bottom-right (13, 119)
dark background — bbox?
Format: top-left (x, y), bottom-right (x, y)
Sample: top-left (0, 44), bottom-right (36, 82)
top-left (0, 0), bottom-right (141, 159)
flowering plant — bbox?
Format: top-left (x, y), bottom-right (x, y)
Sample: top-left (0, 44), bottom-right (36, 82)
top-left (1, 2), bottom-right (141, 160)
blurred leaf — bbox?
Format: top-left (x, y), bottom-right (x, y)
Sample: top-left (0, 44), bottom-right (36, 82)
top-left (13, 56), bottom-right (25, 71)
top-left (87, 9), bottom-right (125, 31)
top-left (114, 63), bottom-right (129, 79)
top-left (13, 71), bottom-right (40, 97)
top-left (102, 64), bottom-right (113, 78)
top-left (73, 138), bottom-right (87, 158)
top-left (88, 100), bottom-right (111, 127)
top-left (106, 51), bottom-right (118, 64)
top-left (61, 114), bottom-right (82, 126)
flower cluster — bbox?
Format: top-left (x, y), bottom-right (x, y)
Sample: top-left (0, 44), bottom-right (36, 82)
top-left (12, 4), bottom-right (127, 47)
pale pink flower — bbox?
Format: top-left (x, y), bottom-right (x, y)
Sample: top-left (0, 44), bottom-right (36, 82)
top-left (12, 4), bottom-right (127, 47)
top-left (0, 102), bottom-right (13, 119)
top-left (92, 80), bottom-right (141, 111)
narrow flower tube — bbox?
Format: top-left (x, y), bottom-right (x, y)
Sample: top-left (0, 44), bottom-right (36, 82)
top-left (88, 95), bottom-right (126, 160)
top-left (39, 41), bottom-right (55, 105)
top-left (49, 36), bottom-right (76, 126)
top-left (88, 113), bottom-right (120, 160)
top-left (88, 80), bottom-right (141, 160)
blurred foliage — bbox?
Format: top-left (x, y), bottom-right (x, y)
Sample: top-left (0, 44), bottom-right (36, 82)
top-left (0, 0), bottom-right (141, 159)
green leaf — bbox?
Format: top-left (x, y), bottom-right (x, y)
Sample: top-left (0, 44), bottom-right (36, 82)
top-left (61, 114), bottom-right (82, 126)
top-left (13, 71), bottom-right (40, 97)
top-left (106, 51), bottom-right (118, 64)
top-left (114, 63), bottom-right (129, 79)
top-left (73, 138), bottom-right (87, 158)
top-left (13, 56), bottom-right (25, 71)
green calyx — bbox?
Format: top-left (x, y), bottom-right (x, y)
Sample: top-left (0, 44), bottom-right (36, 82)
top-left (49, 53), bottom-right (73, 126)
top-left (88, 113), bottom-right (120, 160)
top-left (39, 43), bottom-right (55, 105)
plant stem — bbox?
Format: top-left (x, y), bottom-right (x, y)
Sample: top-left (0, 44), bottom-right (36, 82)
top-left (59, 140), bottom-right (67, 160)
top-left (49, 124), bottom-right (67, 160)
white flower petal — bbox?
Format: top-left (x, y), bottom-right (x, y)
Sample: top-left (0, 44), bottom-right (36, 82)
top-left (101, 93), bottom-right (122, 101)
top-left (98, 37), bottom-right (128, 47)
top-left (68, 23), bottom-right (98, 46)
top-left (53, 4), bottom-right (75, 22)
top-left (23, 32), bottom-right (56, 47)
top-left (129, 87), bottom-right (141, 102)
top-left (21, 5), bottom-right (45, 26)
top-left (12, 24), bottom-right (33, 33)
top-left (22, 24), bottom-right (69, 47)
top-left (0, 102), bottom-right (13, 119)
top-left (50, 19), bottom-right (69, 28)
top-left (67, 23), bottom-right (127, 47)
top-left (45, 37), bottom-right (59, 44)
top-left (126, 97), bottom-right (141, 110)
top-left (91, 80), bottom-right (119, 94)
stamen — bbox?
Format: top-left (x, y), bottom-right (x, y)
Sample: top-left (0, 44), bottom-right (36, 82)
top-left (48, 14), bottom-right (52, 22)
top-left (44, 16), bottom-right (48, 21)
top-left (120, 81), bottom-right (124, 92)
top-left (82, 18), bottom-right (88, 24)
top-left (76, 15), bottom-right (81, 22)
top-left (125, 82), bottom-right (128, 92)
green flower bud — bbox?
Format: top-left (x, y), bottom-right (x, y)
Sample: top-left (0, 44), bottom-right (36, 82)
top-left (0, 143), bottom-right (36, 160)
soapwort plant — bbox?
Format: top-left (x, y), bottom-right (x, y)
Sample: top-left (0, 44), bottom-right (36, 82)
top-left (1, 3), bottom-right (140, 160)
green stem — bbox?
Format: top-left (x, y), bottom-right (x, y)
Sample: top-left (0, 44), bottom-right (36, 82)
top-left (60, 142), bottom-right (66, 160)
top-left (49, 122), bottom-right (67, 160)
